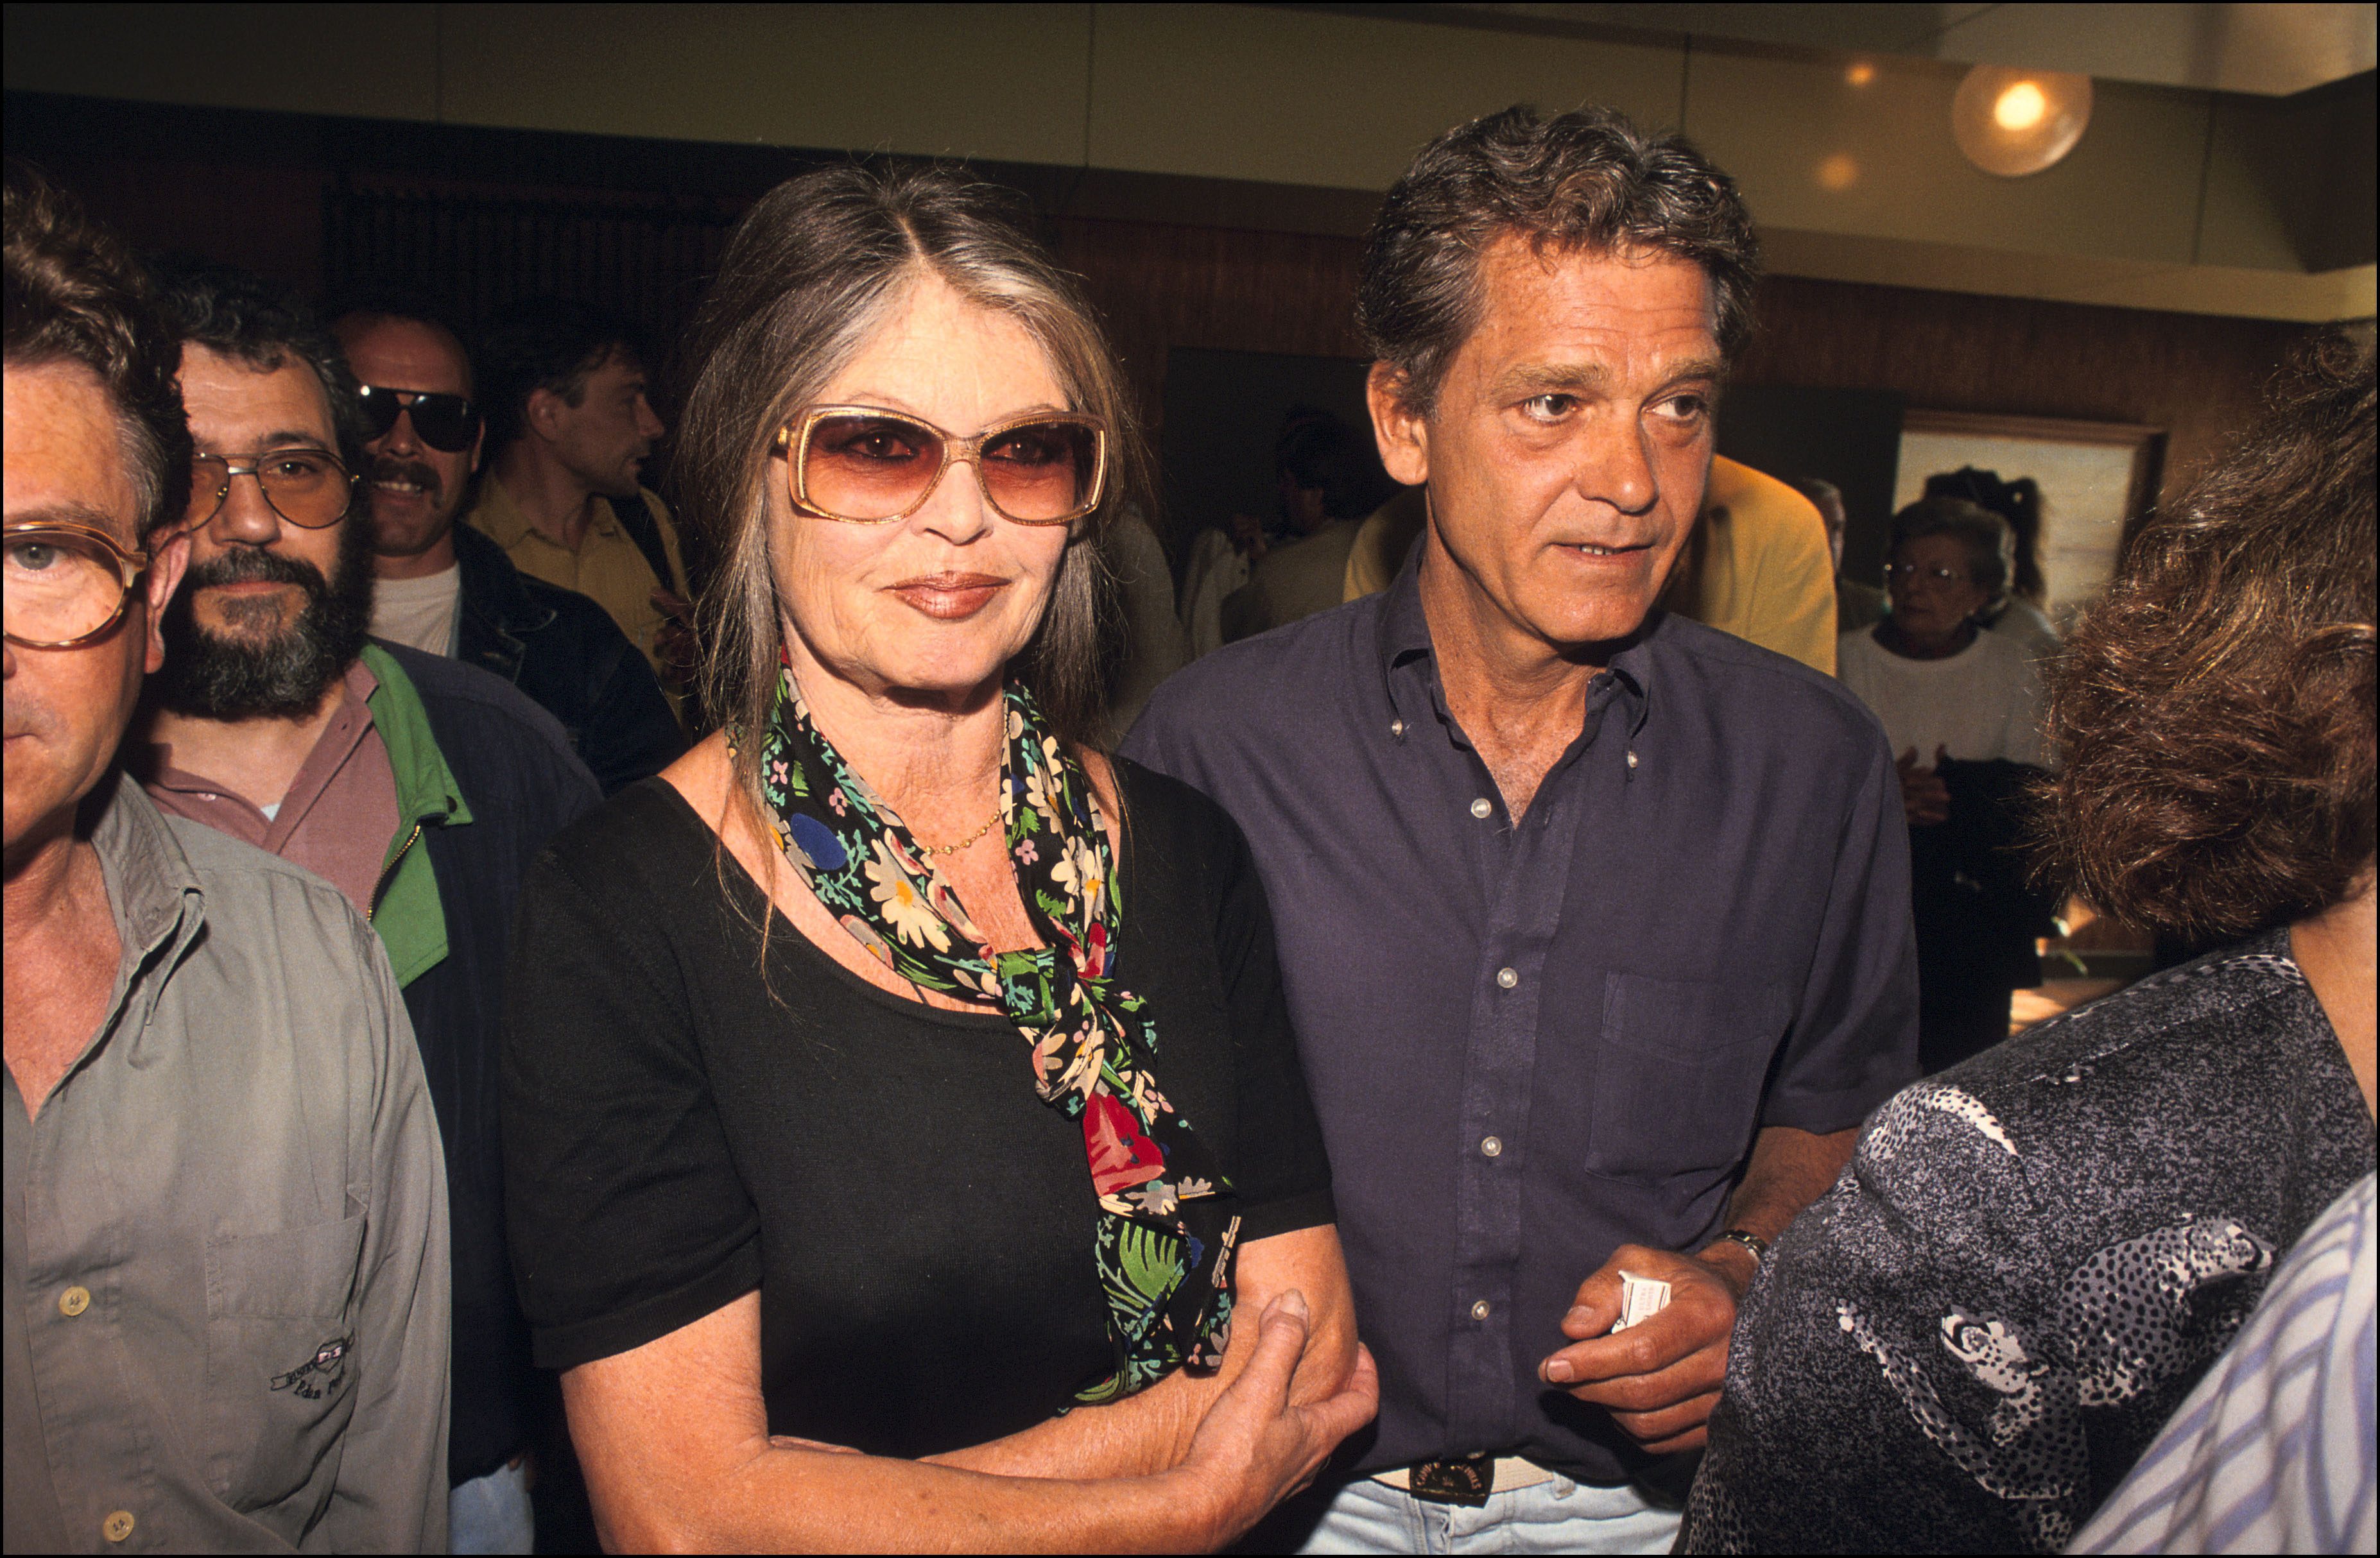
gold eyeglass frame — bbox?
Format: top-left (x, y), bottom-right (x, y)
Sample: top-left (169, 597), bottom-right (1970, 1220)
top-left (772, 405), bottom-right (1109, 527)
top-left (187, 447), bottom-right (361, 531)
top-left (3, 520), bottom-right (153, 649)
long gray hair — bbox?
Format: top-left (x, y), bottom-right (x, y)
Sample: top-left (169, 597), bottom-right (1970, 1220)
top-left (676, 164), bottom-right (1148, 828)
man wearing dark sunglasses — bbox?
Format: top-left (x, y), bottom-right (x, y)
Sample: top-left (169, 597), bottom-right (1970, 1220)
top-left (332, 299), bottom-right (684, 796)
top-left (126, 260), bottom-right (603, 1556)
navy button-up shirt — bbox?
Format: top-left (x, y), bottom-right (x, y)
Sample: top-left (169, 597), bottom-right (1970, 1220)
top-left (1122, 559), bottom-right (1919, 1483)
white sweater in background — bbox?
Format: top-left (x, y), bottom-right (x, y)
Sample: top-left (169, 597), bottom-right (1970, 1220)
top-left (1836, 624), bottom-right (2049, 766)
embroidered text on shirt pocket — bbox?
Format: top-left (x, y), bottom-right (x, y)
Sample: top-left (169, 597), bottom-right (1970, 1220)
top-left (1586, 973), bottom-right (1791, 1187)
top-left (204, 1214), bottom-right (366, 1512)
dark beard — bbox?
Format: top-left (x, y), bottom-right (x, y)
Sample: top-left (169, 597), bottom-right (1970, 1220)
top-left (153, 520), bottom-right (376, 719)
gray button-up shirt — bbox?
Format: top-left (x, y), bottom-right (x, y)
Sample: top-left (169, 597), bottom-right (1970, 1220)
top-left (4, 775), bottom-right (449, 1553)
top-left (1125, 560), bottom-right (1919, 1482)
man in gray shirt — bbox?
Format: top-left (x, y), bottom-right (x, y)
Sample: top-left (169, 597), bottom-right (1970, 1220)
top-left (3, 162), bottom-right (451, 1553)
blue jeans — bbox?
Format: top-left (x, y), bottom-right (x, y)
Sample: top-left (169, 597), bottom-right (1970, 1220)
top-left (1281, 1474), bottom-right (1681, 1555)
top-left (449, 1457), bottom-right (535, 1555)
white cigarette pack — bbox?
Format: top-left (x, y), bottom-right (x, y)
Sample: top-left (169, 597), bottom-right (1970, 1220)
top-left (1612, 1272), bottom-right (1671, 1332)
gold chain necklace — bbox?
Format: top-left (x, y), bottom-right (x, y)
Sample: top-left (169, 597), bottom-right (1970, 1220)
top-left (917, 803), bottom-right (1002, 858)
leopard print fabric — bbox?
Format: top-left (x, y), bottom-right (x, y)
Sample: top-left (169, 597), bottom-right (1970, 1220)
top-left (1681, 932), bottom-right (2374, 1554)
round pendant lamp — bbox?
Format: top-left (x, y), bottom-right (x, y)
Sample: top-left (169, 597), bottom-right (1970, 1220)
top-left (1953, 64), bottom-right (2093, 177)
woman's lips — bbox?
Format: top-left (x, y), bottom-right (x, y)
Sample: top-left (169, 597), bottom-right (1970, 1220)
top-left (887, 573), bottom-right (1009, 621)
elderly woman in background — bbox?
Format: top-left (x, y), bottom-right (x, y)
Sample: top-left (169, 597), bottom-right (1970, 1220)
top-left (1925, 465), bottom-right (2060, 660)
top-left (1681, 340), bottom-right (2376, 1554)
top-left (500, 166), bottom-right (1375, 1552)
top-left (1836, 496), bottom-right (2057, 1070)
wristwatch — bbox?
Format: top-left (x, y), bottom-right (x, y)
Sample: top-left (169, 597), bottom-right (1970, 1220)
top-left (1709, 1227), bottom-right (1770, 1263)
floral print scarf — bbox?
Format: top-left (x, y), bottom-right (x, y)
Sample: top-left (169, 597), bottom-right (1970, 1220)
top-left (751, 654), bottom-right (1239, 1403)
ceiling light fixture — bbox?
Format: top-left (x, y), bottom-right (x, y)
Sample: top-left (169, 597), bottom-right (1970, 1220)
top-left (1953, 64), bottom-right (2093, 177)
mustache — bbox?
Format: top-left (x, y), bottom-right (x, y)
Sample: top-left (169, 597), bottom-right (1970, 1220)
top-left (368, 455), bottom-right (442, 501)
top-left (185, 544), bottom-right (332, 596)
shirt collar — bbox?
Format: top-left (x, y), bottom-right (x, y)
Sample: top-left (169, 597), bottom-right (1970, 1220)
top-left (128, 658), bottom-right (381, 835)
top-left (87, 770), bottom-right (207, 1040)
top-left (468, 474), bottom-right (538, 551)
top-left (1372, 538), bottom-right (1655, 741)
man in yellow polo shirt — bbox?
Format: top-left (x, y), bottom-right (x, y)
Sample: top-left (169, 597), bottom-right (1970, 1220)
top-left (1341, 452), bottom-right (1838, 674)
top-left (466, 299), bottom-right (693, 715)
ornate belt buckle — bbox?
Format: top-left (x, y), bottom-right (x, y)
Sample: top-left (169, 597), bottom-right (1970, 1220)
top-left (1407, 1452), bottom-right (1494, 1507)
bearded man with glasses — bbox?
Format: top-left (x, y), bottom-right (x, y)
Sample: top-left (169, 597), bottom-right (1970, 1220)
top-left (4, 163), bottom-right (449, 1553)
top-left (329, 294), bottom-right (684, 796)
top-left (123, 260), bottom-right (602, 1555)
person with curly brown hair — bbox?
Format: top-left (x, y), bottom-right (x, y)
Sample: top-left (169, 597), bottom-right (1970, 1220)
top-left (1680, 339), bottom-right (2376, 1555)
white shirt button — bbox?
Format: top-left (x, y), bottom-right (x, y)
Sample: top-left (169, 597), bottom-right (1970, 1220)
top-left (1470, 797), bottom-right (1493, 819)
top-left (1626, 749), bottom-right (1639, 769)
top-left (1390, 719), bottom-right (1406, 738)
top-left (1496, 966), bottom-right (1517, 989)
top-left (1481, 1136), bottom-right (1503, 1157)
top-left (1470, 1299), bottom-right (1491, 1321)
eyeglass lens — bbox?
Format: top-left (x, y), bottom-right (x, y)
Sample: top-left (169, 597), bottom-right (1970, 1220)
top-left (804, 413), bottom-right (1100, 524)
top-left (4, 530), bottom-right (134, 646)
top-left (358, 386), bottom-right (479, 452)
top-left (189, 452), bottom-right (353, 529)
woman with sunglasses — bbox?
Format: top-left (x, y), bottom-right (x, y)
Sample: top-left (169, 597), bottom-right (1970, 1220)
top-left (499, 167), bottom-right (1375, 1552)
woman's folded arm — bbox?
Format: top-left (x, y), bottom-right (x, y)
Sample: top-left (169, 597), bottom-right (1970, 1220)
top-left (561, 1240), bottom-right (1373, 1554)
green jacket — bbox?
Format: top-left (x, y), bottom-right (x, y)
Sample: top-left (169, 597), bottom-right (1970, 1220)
top-left (359, 643), bottom-right (473, 987)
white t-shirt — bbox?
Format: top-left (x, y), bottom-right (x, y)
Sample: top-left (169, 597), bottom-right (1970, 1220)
top-left (370, 564), bottom-right (462, 658)
top-left (1836, 624), bottom-right (2049, 767)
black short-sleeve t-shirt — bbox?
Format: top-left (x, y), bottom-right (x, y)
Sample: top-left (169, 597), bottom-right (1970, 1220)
top-left (502, 759), bottom-right (1335, 1457)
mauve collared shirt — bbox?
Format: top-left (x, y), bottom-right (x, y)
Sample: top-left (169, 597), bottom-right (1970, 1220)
top-left (1121, 556), bottom-right (1919, 1484)
top-left (130, 658), bottom-right (397, 916)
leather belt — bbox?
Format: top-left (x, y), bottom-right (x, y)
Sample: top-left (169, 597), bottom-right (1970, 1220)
top-left (1374, 1453), bottom-right (1556, 1507)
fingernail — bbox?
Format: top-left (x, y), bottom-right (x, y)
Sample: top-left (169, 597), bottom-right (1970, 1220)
top-left (1274, 1289), bottom-right (1310, 1321)
top-left (1545, 1358), bottom-right (1573, 1383)
top-left (1565, 1306), bottom-right (1592, 1326)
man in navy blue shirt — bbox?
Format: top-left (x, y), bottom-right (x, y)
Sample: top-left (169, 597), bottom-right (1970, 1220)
top-left (1124, 105), bottom-right (1918, 1553)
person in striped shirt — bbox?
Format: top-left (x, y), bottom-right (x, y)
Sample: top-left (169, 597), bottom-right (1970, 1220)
top-left (2071, 1172), bottom-right (2375, 1555)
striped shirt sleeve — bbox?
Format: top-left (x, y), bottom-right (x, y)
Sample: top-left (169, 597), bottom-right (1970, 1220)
top-left (2069, 1171), bottom-right (2377, 1555)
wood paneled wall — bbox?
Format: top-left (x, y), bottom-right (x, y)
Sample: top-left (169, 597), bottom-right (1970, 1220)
top-left (1053, 214), bottom-right (2319, 515)
top-left (17, 78), bottom-right (2319, 530)
top-left (1052, 216), bottom-right (1370, 435)
top-left (1738, 275), bottom-right (2317, 508)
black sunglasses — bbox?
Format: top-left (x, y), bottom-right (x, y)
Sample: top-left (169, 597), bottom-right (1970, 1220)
top-left (356, 384), bottom-right (481, 453)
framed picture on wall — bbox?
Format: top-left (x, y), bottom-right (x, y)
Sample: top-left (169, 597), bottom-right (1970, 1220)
top-left (1894, 410), bottom-right (2164, 633)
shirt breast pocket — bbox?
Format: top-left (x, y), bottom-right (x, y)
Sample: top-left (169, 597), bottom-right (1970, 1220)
top-left (1585, 973), bottom-right (1791, 1188)
top-left (204, 1213), bottom-right (367, 1511)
